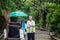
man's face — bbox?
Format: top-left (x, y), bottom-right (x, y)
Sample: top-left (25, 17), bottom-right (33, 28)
top-left (29, 16), bottom-right (32, 20)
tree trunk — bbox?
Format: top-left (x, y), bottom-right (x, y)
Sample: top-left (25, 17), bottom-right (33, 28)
top-left (2, 9), bottom-right (11, 38)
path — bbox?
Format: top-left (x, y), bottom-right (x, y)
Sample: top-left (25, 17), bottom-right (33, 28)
top-left (1, 30), bottom-right (51, 40)
top-left (35, 30), bottom-right (50, 40)
top-left (25, 29), bottom-right (51, 40)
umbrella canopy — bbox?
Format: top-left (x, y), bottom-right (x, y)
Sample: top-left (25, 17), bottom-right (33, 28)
top-left (8, 11), bottom-right (28, 17)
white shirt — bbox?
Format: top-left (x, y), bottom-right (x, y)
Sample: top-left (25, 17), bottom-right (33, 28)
top-left (27, 20), bottom-right (35, 33)
top-left (27, 20), bottom-right (35, 27)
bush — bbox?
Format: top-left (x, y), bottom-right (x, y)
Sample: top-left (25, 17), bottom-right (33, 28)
top-left (55, 23), bottom-right (60, 38)
top-left (46, 3), bottom-right (60, 38)
top-left (38, 20), bottom-right (44, 27)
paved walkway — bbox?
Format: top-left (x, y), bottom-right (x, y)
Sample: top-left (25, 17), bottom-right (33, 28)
top-left (1, 30), bottom-right (51, 40)
top-left (25, 30), bottom-right (51, 40)
top-left (35, 30), bottom-right (50, 40)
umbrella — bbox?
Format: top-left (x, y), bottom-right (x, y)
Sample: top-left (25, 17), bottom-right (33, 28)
top-left (8, 11), bottom-right (28, 17)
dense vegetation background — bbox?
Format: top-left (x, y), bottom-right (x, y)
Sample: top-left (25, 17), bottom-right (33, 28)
top-left (0, 0), bottom-right (60, 38)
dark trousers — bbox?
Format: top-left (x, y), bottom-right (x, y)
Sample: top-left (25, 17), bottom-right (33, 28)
top-left (27, 33), bottom-right (35, 40)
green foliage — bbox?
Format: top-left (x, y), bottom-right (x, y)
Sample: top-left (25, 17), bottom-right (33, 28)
top-left (45, 2), bottom-right (56, 7)
top-left (57, 23), bottom-right (60, 33)
top-left (46, 3), bottom-right (60, 23)
top-left (46, 2), bottom-right (60, 37)
top-left (1, 0), bottom-right (18, 11)
top-left (38, 20), bottom-right (44, 27)
top-left (56, 23), bottom-right (60, 38)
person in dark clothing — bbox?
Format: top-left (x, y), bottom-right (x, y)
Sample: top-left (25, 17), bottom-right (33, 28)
top-left (8, 22), bottom-right (21, 38)
top-left (8, 17), bottom-right (21, 38)
top-left (27, 16), bottom-right (35, 40)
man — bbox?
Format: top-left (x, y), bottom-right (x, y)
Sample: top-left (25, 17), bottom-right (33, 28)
top-left (27, 16), bottom-right (35, 40)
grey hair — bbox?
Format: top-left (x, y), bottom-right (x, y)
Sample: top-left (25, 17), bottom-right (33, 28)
top-left (29, 16), bottom-right (33, 18)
